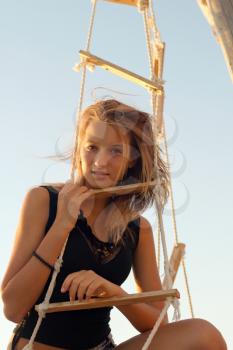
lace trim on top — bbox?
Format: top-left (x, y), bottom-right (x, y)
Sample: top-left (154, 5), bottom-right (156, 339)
top-left (76, 209), bottom-right (123, 264)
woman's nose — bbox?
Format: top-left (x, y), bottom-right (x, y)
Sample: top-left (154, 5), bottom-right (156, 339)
top-left (94, 150), bottom-right (109, 167)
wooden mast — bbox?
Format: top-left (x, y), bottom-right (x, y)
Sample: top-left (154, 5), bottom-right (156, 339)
top-left (198, 0), bottom-right (233, 81)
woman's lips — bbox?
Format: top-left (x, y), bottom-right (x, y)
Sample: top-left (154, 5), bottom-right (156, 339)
top-left (92, 171), bottom-right (109, 175)
top-left (91, 171), bottom-right (110, 178)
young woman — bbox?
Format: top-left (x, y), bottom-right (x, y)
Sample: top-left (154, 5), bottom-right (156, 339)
top-left (1, 100), bottom-right (227, 349)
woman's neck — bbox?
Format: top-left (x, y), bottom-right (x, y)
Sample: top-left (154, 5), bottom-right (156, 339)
top-left (81, 195), bottom-right (109, 223)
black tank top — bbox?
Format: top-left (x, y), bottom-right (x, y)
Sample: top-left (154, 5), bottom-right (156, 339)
top-left (19, 185), bottom-right (140, 349)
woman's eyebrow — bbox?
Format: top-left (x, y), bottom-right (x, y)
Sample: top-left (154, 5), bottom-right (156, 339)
top-left (85, 137), bottom-right (123, 147)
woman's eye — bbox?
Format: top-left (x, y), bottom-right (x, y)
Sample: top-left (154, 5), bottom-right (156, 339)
top-left (85, 145), bottom-right (122, 155)
top-left (86, 145), bottom-right (97, 151)
top-left (111, 148), bottom-right (122, 155)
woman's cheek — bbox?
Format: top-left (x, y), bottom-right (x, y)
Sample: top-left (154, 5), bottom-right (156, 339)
top-left (114, 157), bottom-right (127, 178)
top-left (82, 152), bottom-right (93, 169)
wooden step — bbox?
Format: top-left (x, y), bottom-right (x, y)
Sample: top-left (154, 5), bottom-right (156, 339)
top-left (36, 289), bottom-right (179, 313)
top-left (153, 42), bottom-right (165, 135)
top-left (78, 50), bottom-right (164, 92)
top-left (163, 243), bottom-right (186, 288)
top-left (91, 180), bottom-right (157, 199)
top-left (104, 0), bottom-right (148, 7)
top-left (104, 0), bottom-right (138, 6)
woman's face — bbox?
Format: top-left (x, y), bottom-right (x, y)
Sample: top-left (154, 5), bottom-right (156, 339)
top-left (79, 120), bottom-right (132, 189)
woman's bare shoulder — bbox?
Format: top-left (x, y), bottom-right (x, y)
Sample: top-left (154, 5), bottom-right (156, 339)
top-left (138, 215), bottom-right (152, 230)
top-left (39, 182), bottom-right (66, 193)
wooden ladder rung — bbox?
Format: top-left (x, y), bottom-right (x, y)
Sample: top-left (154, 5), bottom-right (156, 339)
top-left (92, 180), bottom-right (157, 199)
top-left (104, 0), bottom-right (140, 6)
top-left (104, 0), bottom-right (149, 6)
top-left (36, 289), bottom-right (179, 314)
top-left (163, 243), bottom-right (186, 288)
top-left (79, 50), bottom-right (164, 93)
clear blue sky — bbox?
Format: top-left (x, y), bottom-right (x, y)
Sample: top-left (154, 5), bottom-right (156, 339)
top-left (0, 0), bottom-right (232, 348)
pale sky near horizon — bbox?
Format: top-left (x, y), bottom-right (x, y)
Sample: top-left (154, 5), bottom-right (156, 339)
top-left (0, 1), bottom-right (233, 349)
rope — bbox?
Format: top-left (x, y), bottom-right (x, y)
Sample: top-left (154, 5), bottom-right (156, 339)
top-left (142, 5), bottom-right (160, 185)
top-left (141, 4), bottom-right (174, 291)
top-left (22, 3), bottom-right (98, 336)
top-left (182, 259), bottom-right (195, 317)
top-left (148, 0), bottom-right (162, 42)
top-left (22, 3), bottom-right (99, 345)
top-left (137, 0), bottom-right (148, 13)
top-left (144, 4), bottom-right (163, 274)
top-left (146, 0), bottom-right (194, 320)
top-left (70, 0), bottom-right (98, 182)
top-left (140, 9), bottom-right (182, 340)
top-left (171, 297), bottom-right (181, 321)
top-left (156, 217), bottom-right (161, 272)
top-left (141, 5), bottom-right (158, 189)
top-left (162, 119), bottom-right (195, 318)
top-left (142, 9), bottom-right (155, 80)
top-left (141, 297), bottom-right (173, 350)
top-left (77, 0), bottom-right (98, 115)
top-left (22, 238), bottom-right (69, 349)
top-left (147, 0), bottom-right (165, 141)
top-left (142, 1), bottom-right (194, 323)
top-left (155, 198), bottom-right (173, 289)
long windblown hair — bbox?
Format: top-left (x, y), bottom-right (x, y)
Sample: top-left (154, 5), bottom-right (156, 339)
top-left (43, 99), bottom-right (169, 244)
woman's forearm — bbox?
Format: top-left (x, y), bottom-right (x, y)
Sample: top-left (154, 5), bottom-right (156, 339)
top-left (116, 288), bottom-right (168, 333)
top-left (1, 220), bottom-right (70, 323)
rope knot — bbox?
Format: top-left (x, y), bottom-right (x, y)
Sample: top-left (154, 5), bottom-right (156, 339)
top-left (37, 302), bottom-right (49, 319)
top-left (73, 58), bottom-right (95, 73)
top-left (54, 259), bottom-right (62, 273)
top-left (171, 297), bottom-right (181, 321)
top-left (137, 0), bottom-right (148, 13)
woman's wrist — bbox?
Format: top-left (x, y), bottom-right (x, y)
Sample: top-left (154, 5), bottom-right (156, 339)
top-left (53, 217), bottom-right (75, 234)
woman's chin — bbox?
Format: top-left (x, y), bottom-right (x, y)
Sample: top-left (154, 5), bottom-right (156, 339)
top-left (84, 177), bottom-right (115, 189)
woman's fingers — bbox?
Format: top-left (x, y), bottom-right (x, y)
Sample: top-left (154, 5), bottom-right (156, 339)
top-left (61, 274), bottom-right (75, 292)
top-left (69, 280), bottom-right (79, 301)
top-left (77, 271), bottom-right (99, 301)
top-left (61, 276), bottom-right (73, 292)
top-left (61, 271), bottom-right (85, 292)
top-left (70, 278), bottom-right (98, 301)
top-left (76, 188), bottom-right (95, 207)
top-left (85, 280), bottom-right (105, 300)
top-left (61, 271), bottom-right (112, 302)
top-left (61, 271), bottom-right (98, 301)
top-left (56, 184), bottom-right (94, 231)
top-left (77, 279), bottom-right (96, 301)
top-left (85, 279), bottom-right (101, 300)
top-left (68, 275), bottom-right (88, 301)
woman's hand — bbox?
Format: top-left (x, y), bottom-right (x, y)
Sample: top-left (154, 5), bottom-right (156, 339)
top-left (55, 180), bottom-right (94, 231)
top-left (60, 270), bottom-right (126, 301)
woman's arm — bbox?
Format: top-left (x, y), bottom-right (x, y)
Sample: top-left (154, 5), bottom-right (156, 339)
top-left (0, 187), bottom-right (70, 323)
top-left (116, 216), bottom-right (168, 333)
